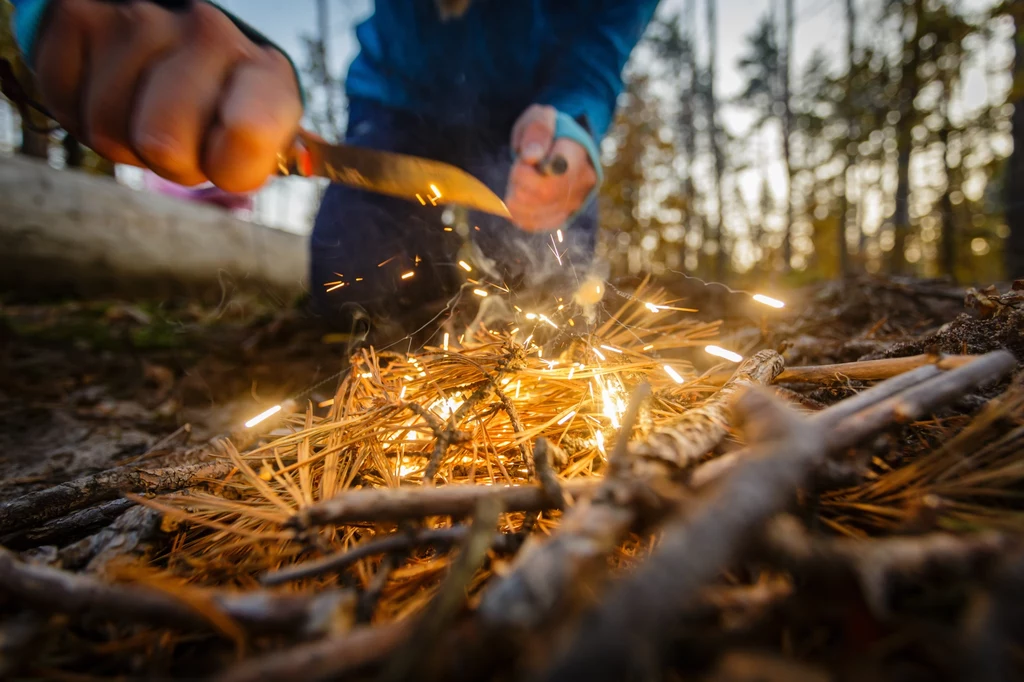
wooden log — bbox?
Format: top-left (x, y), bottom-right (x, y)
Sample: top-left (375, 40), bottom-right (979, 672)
top-left (0, 155), bottom-right (306, 301)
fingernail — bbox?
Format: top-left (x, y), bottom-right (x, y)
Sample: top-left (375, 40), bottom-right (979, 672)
top-left (523, 143), bottom-right (544, 160)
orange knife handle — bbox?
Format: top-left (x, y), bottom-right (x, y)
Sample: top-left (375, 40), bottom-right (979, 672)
top-left (277, 137), bottom-right (315, 178)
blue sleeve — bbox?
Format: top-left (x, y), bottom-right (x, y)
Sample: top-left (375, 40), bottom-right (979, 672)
top-left (536, 0), bottom-right (661, 142)
top-left (9, 0), bottom-right (50, 59)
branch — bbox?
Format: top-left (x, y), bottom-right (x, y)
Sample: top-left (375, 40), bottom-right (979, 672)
top-left (0, 461), bottom-right (232, 536)
top-left (704, 353), bottom-right (980, 387)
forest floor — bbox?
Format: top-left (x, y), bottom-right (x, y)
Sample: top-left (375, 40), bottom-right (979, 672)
top-left (1, 275), bottom-right (1023, 682)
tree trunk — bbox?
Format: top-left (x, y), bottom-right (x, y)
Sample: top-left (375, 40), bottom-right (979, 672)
top-left (781, 0), bottom-right (795, 272)
top-left (837, 0), bottom-right (856, 278)
top-left (706, 0), bottom-right (727, 281)
top-left (1006, 1), bottom-right (1024, 279)
top-left (681, 0), bottom-right (698, 271)
top-left (939, 124), bottom-right (956, 281)
top-left (889, 0), bottom-right (923, 276)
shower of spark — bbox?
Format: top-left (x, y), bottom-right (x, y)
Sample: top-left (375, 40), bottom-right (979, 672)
top-left (245, 405), bottom-right (282, 428)
top-left (705, 345), bottom-right (743, 363)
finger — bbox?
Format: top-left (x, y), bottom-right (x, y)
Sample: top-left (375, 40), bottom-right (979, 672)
top-left (515, 107), bottom-right (556, 163)
top-left (33, 0), bottom-right (106, 136)
top-left (131, 5), bottom-right (245, 185)
top-left (204, 51), bottom-right (302, 192)
top-left (82, 2), bottom-right (184, 165)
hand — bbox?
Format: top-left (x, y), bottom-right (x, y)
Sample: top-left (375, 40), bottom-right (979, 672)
top-left (505, 104), bottom-right (598, 233)
top-left (32, 0), bottom-right (302, 192)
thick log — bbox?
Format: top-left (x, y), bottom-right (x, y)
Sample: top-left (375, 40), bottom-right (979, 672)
top-left (0, 155), bottom-right (306, 301)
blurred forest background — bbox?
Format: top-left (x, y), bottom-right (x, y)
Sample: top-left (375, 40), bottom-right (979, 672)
top-left (1, 0), bottom-right (1023, 288)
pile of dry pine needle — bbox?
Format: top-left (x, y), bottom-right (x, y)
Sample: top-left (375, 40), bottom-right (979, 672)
top-left (2, 279), bottom-right (1024, 682)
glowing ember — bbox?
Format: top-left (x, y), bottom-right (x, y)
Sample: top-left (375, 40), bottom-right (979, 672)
top-left (525, 313), bottom-right (538, 320)
top-left (443, 332), bottom-right (450, 351)
top-left (643, 344), bottom-right (655, 351)
top-left (458, 260), bottom-right (473, 272)
top-left (664, 365), bottom-right (685, 384)
top-left (557, 410), bottom-right (577, 426)
top-left (705, 345), bottom-right (744, 363)
top-left (752, 293), bottom-right (785, 309)
top-left (401, 271), bottom-right (415, 280)
top-left (430, 184), bottom-right (442, 199)
top-left (245, 405), bottom-right (281, 428)
top-left (473, 289), bottom-right (489, 297)
top-left (556, 229), bottom-right (564, 243)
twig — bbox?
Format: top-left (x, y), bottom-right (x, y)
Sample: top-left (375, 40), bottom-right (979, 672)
top-left (478, 361), bottom-right (774, 632)
top-left (535, 351), bottom-right (1017, 680)
top-left (705, 353), bottom-right (980, 387)
top-left (631, 350), bottom-right (785, 469)
top-left (0, 546), bottom-right (352, 637)
top-left (216, 620), bottom-right (412, 682)
top-left (378, 496), bottom-right (502, 682)
top-left (0, 460), bottom-right (232, 536)
top-left (758, 515), bottom-right (1008, 617)
top-left (1, 498), bottom-right (135, 550)
top-left (292, 479), bottom-right (598, 528)
top-left (532, 438), bottom-right (566, 508)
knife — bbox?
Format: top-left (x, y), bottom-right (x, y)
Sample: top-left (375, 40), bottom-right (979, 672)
top-left (278, 129), bottom-right (514, 219)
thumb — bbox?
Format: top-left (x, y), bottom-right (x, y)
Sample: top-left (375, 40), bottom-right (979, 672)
top-left (515, 109), bottom-right (556, 164)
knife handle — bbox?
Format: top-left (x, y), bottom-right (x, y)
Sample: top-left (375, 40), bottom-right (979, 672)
top-left (277, 136), bottom-right (315, 178)
top-left (535, 153), bottom-right (568, 176)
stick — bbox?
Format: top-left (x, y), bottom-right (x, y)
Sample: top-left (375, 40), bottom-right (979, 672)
top-left (631, 350), bottom-right (784, 468)
top-left (216, 620), bottom-right (411, 682)
top-left (0, 461), bottom-right (232, 536)
top-left (535, 351), bottom-right (1017, 680)
top-left (704, 353), bottom-right (979, 387)
top-left (291, 478), bottom-right (597, 529)
top-left (378, 497), bottom-right (502, 682)
top-left (0, 546), bottom-right (352, 637)
top-left (1, 498), bottom-right (135, 550)
top-left (479, 356), bottom-right (780, 632)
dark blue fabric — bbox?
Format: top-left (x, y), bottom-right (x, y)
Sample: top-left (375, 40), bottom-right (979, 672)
top-left (310, 98), bottom-right (597, 322)
top-left (346, 0), bottom-right (661, 142)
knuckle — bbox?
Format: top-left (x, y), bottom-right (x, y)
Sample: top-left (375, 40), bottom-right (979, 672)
top-left (134, 130), bottom-right (194, 175)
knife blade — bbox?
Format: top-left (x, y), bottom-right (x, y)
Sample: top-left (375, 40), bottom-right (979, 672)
top-left (278, 129), bottom-right (511, 219)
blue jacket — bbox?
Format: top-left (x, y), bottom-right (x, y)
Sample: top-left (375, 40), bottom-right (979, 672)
top-left (10, 0), bottom-right (659, 142)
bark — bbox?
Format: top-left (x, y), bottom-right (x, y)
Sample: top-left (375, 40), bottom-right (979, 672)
top-left (1006, 2), bottom-right (1024, 279)
top-left (890, 0), bottom-right (923, 276)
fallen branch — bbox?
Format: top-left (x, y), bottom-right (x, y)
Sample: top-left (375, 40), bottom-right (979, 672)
top-left (480, 354), bottom-right (782, 632)
top-left (0, 461), bottom-right (232, 536)
top-left (705, 353), bottom-right (979, 387)
top-left (1, 498), bottom-right (135, 550)
top-left (291, 478), bottom-right (597, 529)
top-left (535, 351), bottom-right (1017, 680)
top-left (0, 546), bottom-right (352, 637)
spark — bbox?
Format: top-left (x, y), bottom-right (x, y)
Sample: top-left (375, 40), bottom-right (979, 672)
top-left (549, 237), bottom-right (563, 265)
top-left (595, 430), bottom-right (606, 455)
top-left (443, 332), bottom-right (450, 351)
top-left (538, 314), bottom-right (559, 329)
top-left (568, 319), bottom-right (575, 327)
top-left (356, 277), bottom-right (363, 282)
top-left (705, 345), bottom-right (744, 363)
top-left (444, 226), bottom-right (453, 232)
top-left (556, 229), bottom-right (564, 243)
top-left (600, 345), bottom-right (623, 354)
top-left (514, 305), bottom-right (523, 313)
top-left (643, 344), bottom-right (655, 351)
top-left (401, 271), bottom-right (415, 280)
top-left (473, 288), bottom-right (489, 297)
top-left (538, 347), bottom-right (543, 358)
top-left (360, 372), bottom-right (373, 378)
top-left (645, 302), bottom-right (662, 313)
top-left (567, 366), bottom-right (576, 380)
top-left (514, 380), bottom-right (521, 399)
top-left (430, 184), bottom-right (442, 199)
top-left (378, 255), bottom-right (397, 268)
top-left (523, 334), bottom-right (534, 347)
top-left (664, 365), bottom-right (685, 384)
top-left (752, 293), bottom-right (785, 309)
top-left (399, 385), bottom-right (407, 400)
top-left (458, 260), bottom-right (473, 272)
top-left (245, 405), bottom-right (281, 428)
top-left (525, 313), bottom-right (538, 320)
top-left (510, 327), bottom-right (520, 335)
top-left (557, 304), bottom-right (565, 311)
top-left (557, 410), bottom-right (577, 426)
top-left (325, 282), bottom-right (347, 293)
top-left (318, 399), bottom-right (335, 408)
top-left (416, 194), bottom-right (426, 205)
top-left (592, 347), bottom-right (607, 361)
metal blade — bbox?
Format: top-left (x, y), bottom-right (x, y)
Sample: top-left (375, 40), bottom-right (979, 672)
top-left (297, 131), bottom-right (511, 219)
